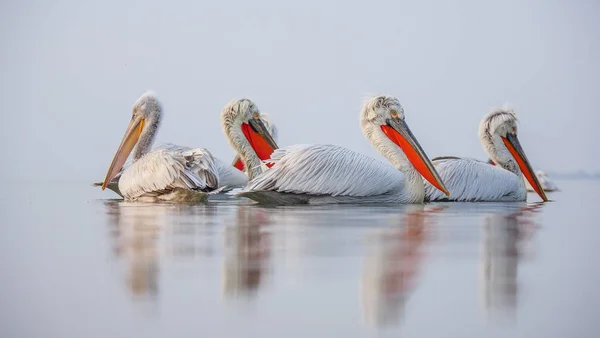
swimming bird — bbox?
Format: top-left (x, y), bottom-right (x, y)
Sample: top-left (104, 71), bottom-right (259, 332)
top-left (236, 95), bottom-right (449, 205)
top-left (99, 93), bottom-right (277, 202)
top-left (425, 107), bottom-right (548, 202)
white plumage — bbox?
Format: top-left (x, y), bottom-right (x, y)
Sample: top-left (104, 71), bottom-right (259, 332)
top-left (98, 94), bottom-right (278, 201)
top-left (237, 95), bottom-right (448, 205)
top-left (425, 107), bottom-right (547, 202)
top-left (99, 92), bottom-right (221, 202)
top-left (425, 157), bottom-right (525, 202)
top-left (119, 149), bottom-right (219, 201)
top-left (154, 143), bottom-right (248, 191)
top-left (244, 144), bottom-right (406, 204)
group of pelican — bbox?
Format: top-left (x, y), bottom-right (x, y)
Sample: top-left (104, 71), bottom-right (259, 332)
top-left (96, 92), bottom-right (551, 205)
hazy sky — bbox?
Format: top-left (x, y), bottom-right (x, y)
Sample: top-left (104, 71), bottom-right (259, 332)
top-left (1, 0), bottom-right (599, 181)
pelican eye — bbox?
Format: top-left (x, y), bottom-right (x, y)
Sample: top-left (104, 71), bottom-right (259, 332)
top-left (390, 110), bottom-right (399, 118)
top-left (252, 112), bottom-right (260, 119)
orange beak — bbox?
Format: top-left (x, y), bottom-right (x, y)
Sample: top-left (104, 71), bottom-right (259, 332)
top-left (502, 133), bottom-right (548, 202)
top-left (237, 118), bottom-right (279, 169)
top-left (381, 118), bottom-right (449, 196)
top-left (101, 116), bottom-right (145, 190)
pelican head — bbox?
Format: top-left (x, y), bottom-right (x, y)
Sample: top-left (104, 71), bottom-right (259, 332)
top-left (232, 112), bottom-right (279, 171)
top-left (101, 91), bottom-right (162, 190)
top-left (479, 107), bottom-right (548, 201)
top-left (221, 98), bottom-right (278, 179)
top-left (360, 95), bottom-right (449, 196)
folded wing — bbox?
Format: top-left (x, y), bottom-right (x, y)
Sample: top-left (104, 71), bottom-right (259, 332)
top-left (245, 144), bottom-right (404, 197)
top-left (425, 157), bottom-right (523, 201)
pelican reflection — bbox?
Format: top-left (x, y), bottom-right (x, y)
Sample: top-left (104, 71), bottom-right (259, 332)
top-left (105, 201), bottom-right (161, 299)
top-left (480, 203), bottom-right (543, 319)
top-left (222, 206), bottom-right (272, 298)
top-left (361, 205), bottom-right (445, 327)
top-left (104, 201), bottom-right (220, 300)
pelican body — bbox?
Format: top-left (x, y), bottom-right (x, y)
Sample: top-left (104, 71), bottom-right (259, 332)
top-left (425, 108), bottom-right (548, 202)
top-left (237, 95), bottom-right (449, 205)
top-left (99, 93), bottom-right (277, 202)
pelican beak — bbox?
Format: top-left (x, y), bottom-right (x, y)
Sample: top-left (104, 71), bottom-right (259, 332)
top-left (502, 133), bottom-right (548, 202)
top-left (381, 118), bottom-right (450, 196)
top-left (101, 116), bottom-right (145, 190)
top-left (241, 117), bottom-right (279, 165)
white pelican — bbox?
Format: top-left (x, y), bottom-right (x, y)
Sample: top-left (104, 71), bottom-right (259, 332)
top-left (99, 93), bottom-right (277, 202)
top-left (425, 107), bottom-right (548, 202)
top-left (236, 95), bottom-right (449, 205)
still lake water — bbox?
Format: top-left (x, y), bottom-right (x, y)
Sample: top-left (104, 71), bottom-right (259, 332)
top-left (1, 179), bottom-right (598, 338)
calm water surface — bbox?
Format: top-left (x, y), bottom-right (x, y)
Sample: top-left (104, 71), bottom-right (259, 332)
top-left (1, 180), bottom-right (598, 337)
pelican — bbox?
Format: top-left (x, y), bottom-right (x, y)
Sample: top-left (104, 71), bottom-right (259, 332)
top-left (425, 107), bottom-right (548, 202)
top-left (236, 95), bottom-right (449, 205)
top-left (99, 93), bottom-right (277, 202)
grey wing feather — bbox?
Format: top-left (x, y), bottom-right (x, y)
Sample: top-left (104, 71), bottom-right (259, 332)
top-left (244, 144), bottom-right (404, 197)
top-left (157, 142), bottom-right (247, 190)
top-left (181, 148), bottom-right (220, 190)
top-left (119, 149), bottom-right (219, 200)
top-left (425, 157), bottom-right (523, 202)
